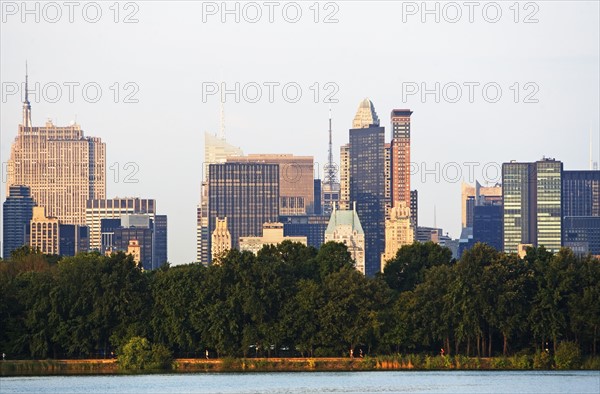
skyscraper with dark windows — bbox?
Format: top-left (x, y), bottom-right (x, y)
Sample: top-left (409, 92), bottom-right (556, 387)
top-left (502, 158), bottom-right (562, 253)
top-left (207, 162), bottom-right (279, 263)
top-left (349, 99), bottom-right (386, 277)
top-left (562, 170), bottom-right (600, 254)
top-left (2, 185), bottom-right (36, 258)
top-left (153, 215), bottom-right (168, 268)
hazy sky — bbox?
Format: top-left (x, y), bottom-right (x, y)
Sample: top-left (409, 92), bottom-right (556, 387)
top-left (1, 1), bottom-right (599, 265)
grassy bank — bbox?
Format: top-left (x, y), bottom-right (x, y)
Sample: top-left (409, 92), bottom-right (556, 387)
top-left (2, 355), bottom-right (599, 376)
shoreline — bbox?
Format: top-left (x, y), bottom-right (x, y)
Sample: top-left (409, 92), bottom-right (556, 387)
top-left (2, 356), bottom-right (599, 376)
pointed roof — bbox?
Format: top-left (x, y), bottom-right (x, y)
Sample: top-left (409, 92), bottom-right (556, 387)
top-left (325, 205), bottom-right (364, 235)
top-left (352, 98), bottom-right (379, 128)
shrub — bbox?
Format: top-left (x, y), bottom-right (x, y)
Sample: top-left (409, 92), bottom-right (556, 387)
top-left (533, 350), bottom-right (552, 369)
top-left (117, 337), bottom-right (172, 371)
top-left (492, 357), bottom-right (509, 369)
top-left (509, 354), bottom-right (532, 370)
top-left (554, 341), bottom-right (581, 370)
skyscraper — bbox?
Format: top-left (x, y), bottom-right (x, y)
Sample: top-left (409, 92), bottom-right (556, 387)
top-left (2, 185), bottom-right (36, 258)
top-left (562, 170), bottom-right (600, 254)
top-left (390, 110), bottom-right (412, 210)
top-left (339, 144), bottom-right (350, 210)
top-left (502, 158), bottom-right (563, 253)
top-left (349, 99), bottom-right (385, 277)
top-left (197, 132), bottom-right (243, 265)
top-left (207, 162), bottom-right (279, 263)
top-left (211, 217), bottom-right (231, 262)
top-left (153, 215), bottom-right (168, 269)
top-left (227, 154), bottom-right (314, 215)
top-left (7, 71), bottom-right (105, 225)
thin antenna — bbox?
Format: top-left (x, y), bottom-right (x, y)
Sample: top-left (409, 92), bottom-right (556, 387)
top-left (25, 60), bottom-right (29, 103)
top-left (325, 104), bottom-right (337, 185)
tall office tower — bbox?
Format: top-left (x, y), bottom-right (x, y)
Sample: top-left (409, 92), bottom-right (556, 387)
top-left (7, 71), bottom-right (105, 225)
top-left (227, 154), bottom-right (314, 215)
top-left (562, 170), bottom-right (600, 254)
top-left (29, 206), bottom-right (59, 255)
top-left (390, 110), bottom-right (413, 211)
top-left (197, 132), bottom-right (243, 265)
top-left (153, 215), bottom-right (168, 269)
top-left (384, 143), bottom-right (392, 219)
top-left (211, 217), bottom-right (232, 262)
top-left (239, 222), bottom-right (307, 255)
top-left (461, 181), bottom-right (502, 229)
top-left (381, 202), bottom-right (414, 272)
top-left (325, 205), bottom-right (366, 274)
top-left (207, 162), bottom-right (279, 263)
top-left (86, 198), bottom-right (156, 251)
top-left (339, 144), bottom-right (350, 210)
top-left (349, 99), bottom-right (385, 276)
top-left (410, 190), bottom-right (418, 228)
top-left (314, 180), bottom-right (323, 215)
top-left (3, 185), bottom-right (36, 258)
top-left (502, 158), bottom-right (563, 253)
top-left (323, 107), bottom-right (340, 216)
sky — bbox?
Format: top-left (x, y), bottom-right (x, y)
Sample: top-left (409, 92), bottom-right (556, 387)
top-left (1, 1), bottom-right (599, 265)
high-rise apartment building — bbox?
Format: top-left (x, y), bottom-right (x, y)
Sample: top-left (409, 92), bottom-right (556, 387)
top-left (3, 185), bottom-right (36, 258)
top-left (325, 205), bottom-right (366, 274)
top-left (86, 198), bottom-right (156, 251)
top-left (349, 99), bottom-right (386, 277)
top-left (207, 162), bottom-right (279, 263)
top-left (410, 190), bottom-right (419, 228)
top-left (390, 110), bottom-right (412, 210)
top-left (7, 72), bottom-right (105, 225)
top-left (339, 144), bottom-right (350, 210)
top-left (502, 159), bottom-right (563, 253)
top-left (153, 215), bottom-right (168, 268)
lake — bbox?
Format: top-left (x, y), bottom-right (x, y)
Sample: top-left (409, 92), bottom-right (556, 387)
top-left (1, 371), bottom-right (598, 393)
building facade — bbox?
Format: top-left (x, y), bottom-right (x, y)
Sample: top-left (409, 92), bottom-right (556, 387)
top-left (562, 170), bottom-right (600, 255)
top-left (239, 222), bottom-right (307, 254)
top-left (279, 214), bottom-right (330, 249)
top-left (207, 162), bottom-right (279, 263)
top-left (211, 217), bottom-right (232, 262)
top-left (502, 159), bottom-right (563, 253)
top-left (390, 110), bottom-right (412, 210)
top-left (85, 198), bottom-right (156, 251)
top-left (381, 202), bottom-right (414, 271)
top-left (3, 185), bottom-right (36, 258)
top-left (29, 206), bottom-right (59, 255)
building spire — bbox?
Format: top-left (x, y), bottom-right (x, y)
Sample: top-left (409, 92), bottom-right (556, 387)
top-left (22, 61), bottom-right (32, 128)
top-left (324, 105), bottom-right (337, 185)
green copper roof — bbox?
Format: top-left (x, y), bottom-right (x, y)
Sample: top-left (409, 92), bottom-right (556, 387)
top-left (325, 208), bottom-right (364, 235)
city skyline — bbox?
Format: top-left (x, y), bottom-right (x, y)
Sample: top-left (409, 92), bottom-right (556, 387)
top-left (2, 1), bottom-right (599, 264)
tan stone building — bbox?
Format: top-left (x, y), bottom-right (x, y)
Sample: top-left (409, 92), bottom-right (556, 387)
top-left (127, 239), bottom-right (142, 267)
top-left (239, 222), bottom-right (307, 255)
top-left (7, 75), bottom-right (105, 225)
top-left (381, 202), bottom-right (414, 272)
top-left (211, 217), bottom-right (232, 262)
top-left (324, 205), bottom-right (366, 274)
top-left (461, 181), bottom-right (502, 228)
top-left (30, 206), bottom-right (59, 255)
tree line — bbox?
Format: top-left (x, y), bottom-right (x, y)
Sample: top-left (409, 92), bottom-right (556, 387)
top-left (0, 242), bottom-right (598, 360)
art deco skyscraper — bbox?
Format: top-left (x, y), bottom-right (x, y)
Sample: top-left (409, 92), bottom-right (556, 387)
top-left (349, 99), bottom-right (385, 277)
top-left (7, 70), bottom-right (105, 225)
